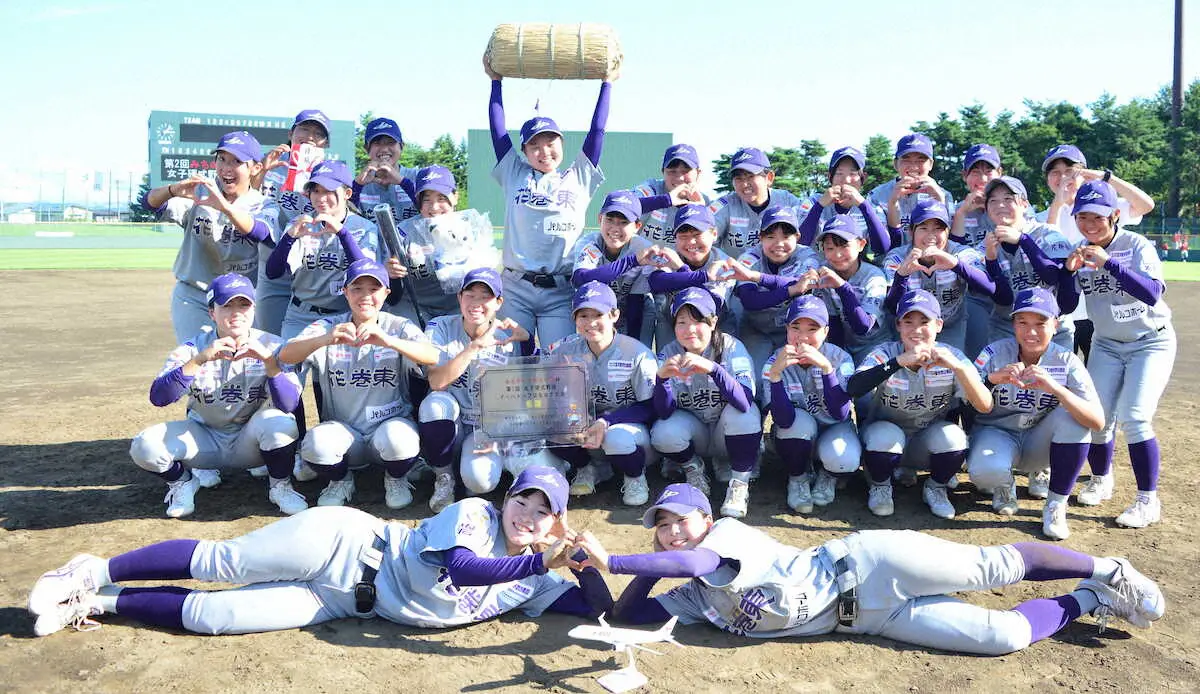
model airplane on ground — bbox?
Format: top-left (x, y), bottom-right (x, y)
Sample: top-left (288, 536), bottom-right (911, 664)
top-left (568, 615), bottom-right (682, 692)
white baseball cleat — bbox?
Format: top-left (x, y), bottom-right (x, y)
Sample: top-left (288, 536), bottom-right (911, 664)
top-left (1027, 469), bottom-right (1050, 500)
top-left (569, 465), bottom-right (598, 496)
top-left (383, 474), bottom-right (414, 510)
top-left (164, 475), bottom-right (200, 518)
top-left (811, 469), bottom-right (836, 507)
top-left (922, 480), bottom-right (955, 519)
top-left (720, 479), bottom-right (749, 519)
top-left (621, 474), bottom-right (650, 506)
top-left (191, 468), bottom-right (222, 489)
top-left (293, 455), bottom-right (318, 482)
top-left (268, 479), bottom-right (308, 515)
top-left (1042, 499), bottom-right (1070, 540)
top-left (317, 477), bottom-right (356, 507)
top-left (429, 471), bottom-right (456, 513)
top-left (681, 457), bottom-right (710, 496)
top-left (1106, 557), bottom-right (1166, 625)
top-left (867, 483), bottom-right (894, 517)
top-left (28, 554), bottom-right (106, 617)
top-left (247, 465), bottom-right (269, 479)
top-left (993, 480), bottom-right (1019, 516)
top-left (1115, 493), bottom-right (1161, 528)
top-left (787, 474), bottom-right (813, 514)
top-left (1077, 473), bottom-right (1114, 506)
top-left (33, 592), bottom-right (103, 637)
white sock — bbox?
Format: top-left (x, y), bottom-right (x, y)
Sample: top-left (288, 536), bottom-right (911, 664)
top-left (1139, 490), bottom-right (1158, 501)
top-left (731, 470), bottom-right (751, 484)
top-left (96, 585), bottom-right (122, 614)
top-left (94, 557), bottom-right (113, 587)
top-left (1047, 491), bottom-right (1068, 504)
top-left (1091, 557), bottom-right (1120, 583)
top-left (1071, 588), bottom-right (1101, 616)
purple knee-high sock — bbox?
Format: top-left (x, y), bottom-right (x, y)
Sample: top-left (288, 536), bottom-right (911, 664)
top-left (115, 586), bottom-right (191, 631)
top-left (317, 460), bottom-right (349, 482)
top-left (928, 450), bottom-right (965, 485)
top-left (776, 437), bottom-right (813, 477)
top-left (108, 539), bottom-right (200, 582)
top-left (418, 420), bottom-right (457, 468)
top-left (724, 432), bottom-right (761, 473)
top-left (1013, 542), bottom-right (1094, 581)
top-left (553, 445), bottom-right (592, 471)
top-left (156, 460), bottom-right (187, 482)
top-left (261, 442), bottom-right (296, 480)
top-left (661, 442), bottom-right (695, 464)
top-left (1013, 595), bottom-right (1083, 644)
top-left (865, 451), bottom-right (900, 485)
top-left (1129, 439), bottom-right (1160, 492)
top-left (1088, 439), bottom-right (1115, 476)
top-left (384, 456), bottom-right (418, 479)
top-left (608, 449), bottom-right (646, 477)
top-left (1048, 442), bottom-right (1089, 497)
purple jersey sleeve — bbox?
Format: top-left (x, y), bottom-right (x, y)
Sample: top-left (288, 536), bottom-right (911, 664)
top-left (149, 366), bottom-right (193, 407)
top-left (488, 80), bottom-right (513, 162)
top-left (581, 82), bottom-right (612, 167)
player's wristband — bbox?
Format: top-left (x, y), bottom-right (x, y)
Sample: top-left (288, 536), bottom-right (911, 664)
top-left (1103, 169), bottom-right (1112, 182)
top-left (885, 357), bottom-right (901, 374)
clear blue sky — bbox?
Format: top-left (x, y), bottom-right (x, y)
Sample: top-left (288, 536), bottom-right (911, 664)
top-left (0, 0), bottom-right (1194, 205)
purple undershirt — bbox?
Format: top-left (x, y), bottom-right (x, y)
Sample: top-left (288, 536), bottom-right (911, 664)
top-left (608, 548), bottom-right (723, 577)
top-left (1017, 235), bottom-right (1062, 286)
top-left (648, 268), bottom-right (708, 293)
top-left (710, 364), bottom-right (752, 413)
top-left (836, 282), bottom-right (874, 334)
top-left (987, 258), bottom-right (1014, 307)
top-left (601, 399), bottom-right (655, 426)
top-left (653, 377), bottom-right (676, 419)
top-left (736, 278), bottom-right (794, 311)
top-left (266, 226), bottom-right (365, 281)
top-left (150, 367), bottom-right (193, 407)
top-left (268, 373), bottom-right (301, 413)
top-left (1103, 258), bottom-right (1163, 304)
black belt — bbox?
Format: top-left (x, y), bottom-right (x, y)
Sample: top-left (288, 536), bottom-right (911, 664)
top-left (291, 296), bottom-right (342, 315)
top-left (834, 556), bottom-right (857, 628)
top-left (354, 534), bottom-right (387, 614)
top-left (519, 271), bottom-right (563, 289)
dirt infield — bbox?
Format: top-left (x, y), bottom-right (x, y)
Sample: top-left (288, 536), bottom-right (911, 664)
top-left (1, 270), bottom-right (1197, 693)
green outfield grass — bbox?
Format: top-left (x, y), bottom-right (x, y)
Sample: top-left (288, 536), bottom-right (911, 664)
top-left (0, 248), bottom-right (177, 270)
top-left (0, 222), bottom-right (173, 237)
top-left (1162, 261), bottom-right (1200, 282)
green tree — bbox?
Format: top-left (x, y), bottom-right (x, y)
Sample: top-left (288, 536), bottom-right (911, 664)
top-left (863, 134), bottom-right (895, 191)
top-left (710, 143), bottom-right (829, 199)
top-left (354, 112), bottom-right (470, 208)
top-left (129, 173), bottom-right (154, 222)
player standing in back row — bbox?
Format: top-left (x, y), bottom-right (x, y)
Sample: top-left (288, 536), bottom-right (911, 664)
top-left (484, 53), bottom-right (615, 350)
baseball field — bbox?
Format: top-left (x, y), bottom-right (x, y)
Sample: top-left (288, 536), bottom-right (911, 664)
top-left (1, 268), bottom-right (1197, 693)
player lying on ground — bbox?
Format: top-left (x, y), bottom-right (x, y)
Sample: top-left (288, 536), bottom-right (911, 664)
top-left (572, 484), bottom-right (1165, 655)
top-left (28, 467), bottom-right (612, 636)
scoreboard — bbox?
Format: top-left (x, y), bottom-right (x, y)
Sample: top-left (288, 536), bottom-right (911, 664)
top-left (147, 110), bottom-right (356, 188)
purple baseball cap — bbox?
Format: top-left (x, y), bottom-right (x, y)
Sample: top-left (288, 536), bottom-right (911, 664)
top-left (895, 133), bottom-right (934, 159)
top-left (759, 205), bottom-right (799, 235)
top-left (675, 203), bottom-right (716, 232)
top-left (212, 131), bottom-right (263, 163)
top-left (897, 289), bottom-right (942, 320)
top-left (508, 465), bottom-right (569, 515)
top-left (207, 273), bottom-right (255, 306)
top-left (910, 199), bottom-right (951, 228)
top-left (600, 190), bottom-right (641, 222)
top-left (828, 146), bottom-right (866, 173)
top-left (307, 160), bottom-right (353, 191)
top-left (1071, 180), bottom-right (1119, 217)
top-left (1041, 144), bottom-right (1087, 172)
top-left (984, 176), bottom-right (1028, 202)
top-left (572, 281), bottom-right (618, 314)
top-left (415, 165), bottom-right (457, 198)
top-left (520, 116), bottom-right (562, 145)
top-left (730, 147), bottom-right (770, 175)
top-left (460, 267), bottom-right (502, 297)
top-left (365, 117), bottom-right (403, 147)
top-left (784, 295), bottom-right (829, 326)
top-left (1012, 287), bottom-right (1060, 319)
top-left (963, 144), bottom-right (1001, 172)
top-left (641, 483), bottom-right (712, 528)
top-left (662, 144), bottom-right (700, 170)
top-left (670, 287), bottom-right (717, 318)
top-left (344, 258), bottom-right (389, 287)
top-left (293, 109), bottom-right (331, 132)
top-left (818, 214), bottom-right (863, 242)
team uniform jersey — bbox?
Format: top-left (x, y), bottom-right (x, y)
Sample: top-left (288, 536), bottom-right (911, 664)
top-left (161, 328), bottom-right (291, 433)
top-left (710, 189), bottom-right (805, 257)
top-left (159, 191), bottom-right (272, 288)
top-left (276, 213), bottom-right (384, 310)
top-left (547, 334), bottom-right (656, 416)
top-left (735, 246), bottom-right (821, 333)
top-left (953, 206), bottom-right (1036, 248)
top-left (866, 180), bottom-right (957, 243)
top-left (760, 343), bottom-right (855, 426)
top-left (1072, 230), bottom-right (1172, 343)
top-left (651, 250), bottom-right (737, 319)
top-left (357, 167), bottom-right (421, 226)
top-left (882, 241), bottom-right (984, 325)
top-left (298, 312), bottom-right (428, 432)
top-left (570, 232), bottom-right (654, 308)
top-left (373, 497), bottom-right (572, 627)
top-left (796, 194), bottom-right (887, 247)
top-left (972, 339), bottom-right (1096, 432)
top-left (633, 178), bottom-right (710, 245)
top-left (990, 224), bottom-right (1074, 321)
top-left (657, 335), bottom-right (756, 424)
top-left (812, 262), bottom-right (890, 359)
top-left (424, 314), bottom-right (522, 427)
top-left (492, 150), bottom-right (604, 274)
top-left (654, 518), bottom-right (839, 637)
top-left (856, 342), bottom-right (969, 430)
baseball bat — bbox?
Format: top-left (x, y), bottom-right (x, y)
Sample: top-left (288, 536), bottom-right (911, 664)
top-left (373, 203), bottom-right (427, 330)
